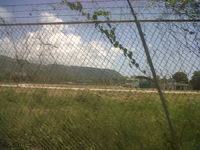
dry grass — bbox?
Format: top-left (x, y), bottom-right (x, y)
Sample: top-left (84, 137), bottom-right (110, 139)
top-left (0, 87), bottom-right (200, 150)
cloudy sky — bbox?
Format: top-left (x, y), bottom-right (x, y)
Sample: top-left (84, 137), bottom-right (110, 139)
top-left (0, 0), bottom-right (199, 78)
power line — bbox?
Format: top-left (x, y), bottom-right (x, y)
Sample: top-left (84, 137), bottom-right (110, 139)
top-left (0, 6), bottom-right (174, 14)
top-left (0, 13), bottom-right (181, 20)
top-left (1, 11), bottom-right (195, 19)
top-left (0, 13), bottom-right (131, 19)
top-left (0, 8), bottom-right (169, 15)
top-left (0, 19), bottom-right (199, 26)
top-left (0, 6), bottom-right (130, 13)
top-left (0, 0), bottom-right (160, 7)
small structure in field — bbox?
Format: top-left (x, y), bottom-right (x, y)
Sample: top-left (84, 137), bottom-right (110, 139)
top-left (161, 78), bottom-right (190, 90)
top-left (124, 76), bottom-right (151, 88)
top-left (124, 77), bottom-right (140, 88)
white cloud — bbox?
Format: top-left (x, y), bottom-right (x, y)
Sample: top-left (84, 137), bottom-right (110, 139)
top-left (0, 37), bottom-right (13, 56)
top-left (0, 12), bottom-right (123, 70)
top-left (40, 12), bottom-right (63, 22)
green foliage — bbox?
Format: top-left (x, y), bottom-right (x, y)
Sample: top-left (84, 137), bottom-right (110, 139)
top-left (156, 0), bottom-right (199, 45)
top-left (190, 71), bottom-right (200, 90)
top-left (172, 72), bottom-right (189, 83)
top-left (94, 11), bottom-right (110, 16)
top-left (62, 0), bottom-right (83, 12)
top-left (0, 88), bottom-right (200, 149)
top-left (0, 55), bottom-right (124, 84)
top-left (139, 80), bottom-right (151, 88)
top-left (62, 0), bottom-right (146, 74)
top-left (161, 0), bottom-right (200, 19)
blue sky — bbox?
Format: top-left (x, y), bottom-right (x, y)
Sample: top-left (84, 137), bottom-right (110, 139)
top-left (0, 0), bottom-right (58, 5)
top-left (0, 0), bottom-right (199, 78)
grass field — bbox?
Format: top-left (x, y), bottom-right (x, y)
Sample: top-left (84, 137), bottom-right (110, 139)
top-left (0, 87), bottom-right (200, 150)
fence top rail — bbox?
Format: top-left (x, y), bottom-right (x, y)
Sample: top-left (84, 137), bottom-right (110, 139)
top-left (0, 19), bottom-right (200, 26)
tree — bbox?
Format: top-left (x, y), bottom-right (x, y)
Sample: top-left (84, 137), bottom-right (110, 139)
top-left (190, 71), bottom-right (200, 90)
top-left (157, 0), bottom-right (200, 58)
top-left (160, 0), bottom-right (200, 19)
top-left (172, 72), bottom-right (188, 83)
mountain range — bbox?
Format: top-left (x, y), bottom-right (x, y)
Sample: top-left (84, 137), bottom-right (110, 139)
top-left (0, 55), bottom-right (124, 83)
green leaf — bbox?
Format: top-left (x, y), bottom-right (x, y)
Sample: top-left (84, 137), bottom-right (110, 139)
top-left (82, 12), bottom-right (87, 15)
top-left (108, 38), bottom-right (114, 44)
top-left (123, 48), bottom-right (128, 54)
top-left (76, 2), bottom-right (83, 11)
top-left (86, 13), bottom-right (90, 19)
top-left (119, 44), bottom-right (123, 50)
top-left (114, 41), bottom-right (119, 48)
top-left (92, 14), bottom-right (97, 20)
top-left (129, 63), bottom-right (132, 68)
top-left (131, 59), bottom-right (136, 65)
top-left (107, 23), bottom-right (112, 28)
top-left (94, 11), bottom-right (110, 16)
top-left (110, 28), bottom-right (115, 36)
top-left (189, 31), bottom-right (195, 34)
top-left (135, 63), bottom-right (139, 68)
top-left (95, 23), bottom-right (99, 28)
top-left (127, 51), bottom-right (133, 59)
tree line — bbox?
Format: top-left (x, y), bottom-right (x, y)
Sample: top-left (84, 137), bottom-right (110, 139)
top-left (172, 71), bottom-right (200, 90)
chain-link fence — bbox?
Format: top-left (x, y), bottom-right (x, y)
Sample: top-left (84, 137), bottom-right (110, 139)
top-left (0, 1), bottom-right (200, 150)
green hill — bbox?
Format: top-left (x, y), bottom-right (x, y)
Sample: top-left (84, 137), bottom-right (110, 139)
top-left (0, 55), bottom-right (124, 84)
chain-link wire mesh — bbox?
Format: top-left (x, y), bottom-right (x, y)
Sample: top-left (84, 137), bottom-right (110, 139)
top-left (0, 1), bottom-right (200, 150)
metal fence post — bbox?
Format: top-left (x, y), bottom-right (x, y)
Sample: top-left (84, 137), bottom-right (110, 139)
top-left (126, 0), bottom-right (180, 150)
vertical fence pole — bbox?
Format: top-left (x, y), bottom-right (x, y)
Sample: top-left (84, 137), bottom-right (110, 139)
top-left (126, 0), bottom-right (180, 150)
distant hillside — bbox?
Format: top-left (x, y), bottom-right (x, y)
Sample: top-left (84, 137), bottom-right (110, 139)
top-left (0, 55), bottom-right (124, 83)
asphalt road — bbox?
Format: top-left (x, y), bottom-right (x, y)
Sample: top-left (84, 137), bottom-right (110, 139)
top-left (0, 83), bottom-right (200, 95)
